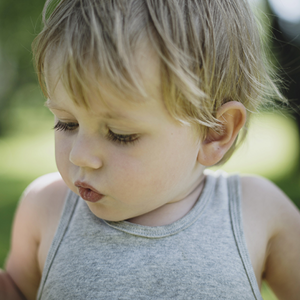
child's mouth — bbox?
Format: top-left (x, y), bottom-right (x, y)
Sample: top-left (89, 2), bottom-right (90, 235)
top-left (78, 187), bottom-right (104, 202)
top-left (75, 181), bottom-right (104, 202)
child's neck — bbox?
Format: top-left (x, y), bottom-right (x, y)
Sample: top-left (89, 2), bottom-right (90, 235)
top-left (126, 175), bottom-right (206, 227)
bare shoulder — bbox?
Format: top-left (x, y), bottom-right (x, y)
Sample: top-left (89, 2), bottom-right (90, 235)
top-left (240, 175), bottom-right (300, 238)
top-left (5, 172), bottom-right (68, 300)
top-left (22, 172), bottom-right (68, 204)
top-left (17, 172), bottom-right (68, 251)
top-left (240, 175), bottom-right (300, 299)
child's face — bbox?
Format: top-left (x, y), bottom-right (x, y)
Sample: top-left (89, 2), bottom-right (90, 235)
top-left (46, 49), bottom-right (205, 222)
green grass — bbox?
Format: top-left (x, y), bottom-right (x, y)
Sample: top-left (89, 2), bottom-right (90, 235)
top-left (0, 110), bottom-right (299, 300)
top-left (261, 282), bottom-right (279, 300)
top-left (0, 175), bottom-right (32, 266)
top-left (0, 110), bottom-right (56, 266)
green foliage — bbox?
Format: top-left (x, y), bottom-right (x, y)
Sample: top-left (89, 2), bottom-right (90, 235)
top-left (0, 0), bottom-right (45, 135)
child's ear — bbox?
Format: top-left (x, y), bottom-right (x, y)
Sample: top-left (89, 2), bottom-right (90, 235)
top-left (197, 101), bottom-right (246, 166)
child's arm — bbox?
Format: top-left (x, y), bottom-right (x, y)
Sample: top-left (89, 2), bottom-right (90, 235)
top-left (0, 270), bottom-right (26, 300)
top-left (0, 180), bottom-right (43, 300)
top-left (0, 173), bottom-right (66, 300)
top-left (242, 176), bottom-right (300, 300)
top-left (263, 183), bottom-right (300, 299)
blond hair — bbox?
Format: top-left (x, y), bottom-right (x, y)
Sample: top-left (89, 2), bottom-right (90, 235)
top-left (32, 0), bottom-right (285, 164)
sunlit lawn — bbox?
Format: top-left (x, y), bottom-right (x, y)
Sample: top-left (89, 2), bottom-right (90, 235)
top-left (1, 110), bottom-right (299, 300)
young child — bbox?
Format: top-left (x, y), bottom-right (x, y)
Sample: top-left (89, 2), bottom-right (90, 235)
top-left (1, 0), bottom-right (300, 299)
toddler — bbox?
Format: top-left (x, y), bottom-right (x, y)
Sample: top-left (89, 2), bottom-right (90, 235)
top-left (1, 0), bottom-right (300, 299)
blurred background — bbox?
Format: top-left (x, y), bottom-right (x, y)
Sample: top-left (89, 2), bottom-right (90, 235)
top-left (0, 0), bottom-right (300, 299)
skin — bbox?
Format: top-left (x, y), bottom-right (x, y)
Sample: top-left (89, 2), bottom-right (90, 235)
top-left (49, 78), bottom-right (206, 224)
top-left (2, 48), bottom-right (300, 300)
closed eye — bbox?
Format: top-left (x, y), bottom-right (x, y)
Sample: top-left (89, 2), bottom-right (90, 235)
top-left (106, 130), bottom-right (140, 146)
top-left (53, 121), bottom-right (139, 146)
top-left (53, 121), bottom-right (78, 131)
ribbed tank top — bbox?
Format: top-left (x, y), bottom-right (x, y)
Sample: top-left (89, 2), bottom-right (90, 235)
top-left (37, 171), bottom-right (263, 300)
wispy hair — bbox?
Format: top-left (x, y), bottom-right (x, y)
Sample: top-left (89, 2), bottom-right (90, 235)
top-left (32, 0), bottom-right (286, 164)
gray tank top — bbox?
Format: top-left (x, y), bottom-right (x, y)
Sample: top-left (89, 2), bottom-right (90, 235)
top-left (37, 171), bottom-right (263, 300)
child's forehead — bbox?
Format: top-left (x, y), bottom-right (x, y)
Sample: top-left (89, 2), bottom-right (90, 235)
top-left (45, 64), bottom-right (165, 121)
top-left (45, 96), bottom-right (144, 125)
top-left (45, 39), bottom-right (161, 105)
top-left (44, 76), bottom-right (181, 131)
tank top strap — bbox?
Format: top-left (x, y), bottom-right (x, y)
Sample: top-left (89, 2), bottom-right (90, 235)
top-left (37, 189), bottom-right (79, 300)
top-left (227, 174), bottom-right (263, 300)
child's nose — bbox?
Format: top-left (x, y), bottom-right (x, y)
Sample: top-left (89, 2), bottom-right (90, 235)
top-left (69, 133), bottom-right (103, 169)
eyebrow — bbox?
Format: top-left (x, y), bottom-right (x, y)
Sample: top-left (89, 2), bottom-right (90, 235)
top-left (44, 99), bottom-right (138, 122)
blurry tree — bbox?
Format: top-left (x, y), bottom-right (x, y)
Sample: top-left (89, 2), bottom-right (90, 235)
top-left (266, 0), bottom-right (300, 137)
top-left (0, 0), bottom-right (45, 136)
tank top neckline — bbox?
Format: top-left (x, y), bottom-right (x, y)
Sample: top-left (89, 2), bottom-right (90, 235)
top-left (101, 171), bottom-right (217, 238)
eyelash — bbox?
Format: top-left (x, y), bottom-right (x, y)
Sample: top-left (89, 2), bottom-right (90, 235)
top-left (53, 121), bottom-right (78, 132)
top-left (53, 121), bottom-right (139, 146)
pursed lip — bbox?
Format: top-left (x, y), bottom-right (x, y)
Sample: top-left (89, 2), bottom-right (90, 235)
top-left (74, 181), bottom-right (103, 195)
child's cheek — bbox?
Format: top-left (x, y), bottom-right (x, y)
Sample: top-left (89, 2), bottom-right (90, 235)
top-left (54, 133), bottom-right (73, 181)
top-left (106, 148), bottom-right (187, 204)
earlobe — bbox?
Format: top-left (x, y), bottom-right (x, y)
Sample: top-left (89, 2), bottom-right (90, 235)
top-left (197, 101), bottom-right (247, 166)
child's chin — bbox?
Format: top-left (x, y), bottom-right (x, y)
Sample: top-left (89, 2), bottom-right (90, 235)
top-left (87, 205), bottom-right (128, 222)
